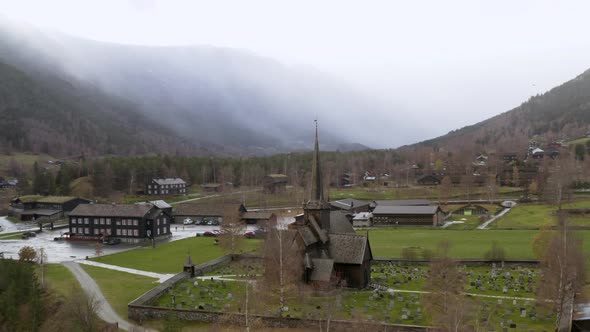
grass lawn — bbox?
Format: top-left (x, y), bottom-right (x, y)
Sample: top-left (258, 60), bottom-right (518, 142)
top-left (329, 186), bottom-right (521, 202)
top-left (37, 263), bottom-right (80, 298)
top-left (92, 237), bottom-right (261, 274)
top-left (366, 228), bottom-right (590, 259)
top-left (490, 199), bottom-right (590, 229)
top-left (81, 265), bottom-right (158, 318)
top-left (0, 231), bottom-right (26, 240)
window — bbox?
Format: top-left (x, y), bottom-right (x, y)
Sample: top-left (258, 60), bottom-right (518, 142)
top-left (134, 229), bottom-right (139, 236)
top-left (85, 227), bottom-right (89, 234)
top-left (148, 190), bottom-right (151, 194)
top-left (106, 218), bottom-right (111, 225)
top-left (106, 229), bottom-right (111, 235)
top-left (157, 228), bottom-right (160, 235)
top-left (116, 229), bottom-right (121, 236)
top-left (84, 218), bottom-right (89, 224)
top-left (134, 220), bottom-right (138, 226)
top-left (116, 220), bottom-right (121, 226)
top-left (100, 218), bottom-right (105, 225)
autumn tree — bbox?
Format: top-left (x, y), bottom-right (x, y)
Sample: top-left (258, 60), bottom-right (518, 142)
top-left (537, 214), bottom-right (586, 330)
top-left (18, 246), bottom-right (37, 262)
top-left (422, 241), bottom-right (471, 332)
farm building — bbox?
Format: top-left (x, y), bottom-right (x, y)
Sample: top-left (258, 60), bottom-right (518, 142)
top-left (11, 195), bottom-right (91, 222)
top-left (451, 204), bottom-right (490, 216)
top-left (416, 174), bottom-right (441, 185)
top-left (330, 198), bottom-right (370, 213)
top-left (173, 203), bottom-right (246, 224)
top-left (262, 174), bottom-right (288, 193)
top-left (201, 183), bottom-right (223, 192)
top-left (372, 205), bottom-right (445, 226)
top-left (352, 212), bottom-right (373, 227)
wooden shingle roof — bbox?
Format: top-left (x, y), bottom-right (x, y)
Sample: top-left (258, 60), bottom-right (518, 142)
top-left (328, 233), bottom-right (370, 265)
top-left (70, 204), bottom-right (153, 218)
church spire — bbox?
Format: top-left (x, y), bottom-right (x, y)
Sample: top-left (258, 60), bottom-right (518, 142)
top-left (310, 120), bottom-right (324, 202)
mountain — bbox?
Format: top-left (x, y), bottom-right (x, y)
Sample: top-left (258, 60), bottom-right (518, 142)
top-left (0, 19), bottom-right (380, 156)
top-left (406, 68), bottom-right (590, 154)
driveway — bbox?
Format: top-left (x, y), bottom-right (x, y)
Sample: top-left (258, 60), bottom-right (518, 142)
top-left (63, 261), bottom-right (155, 331)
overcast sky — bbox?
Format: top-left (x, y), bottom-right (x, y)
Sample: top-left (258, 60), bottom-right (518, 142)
top-left (1, 0), bottom-right (590, 145)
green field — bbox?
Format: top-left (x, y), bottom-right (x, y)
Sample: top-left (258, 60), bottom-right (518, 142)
top-left (91, 237), bottom-right (261, 274)
top-left (81, 265), bottom-right (158, 317)
top-left (567, 137), bottom-right (590, 146)
top-left (491, 199), bottom-right (590, 229)
top-left (329, 186), bottom-right (521, 202)
top-left (366, 228), bottom-right (590, 259)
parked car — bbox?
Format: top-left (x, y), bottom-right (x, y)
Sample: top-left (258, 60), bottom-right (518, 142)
top-left (21, 232), bottom-right (36, 239)
top-left (203, 231), bottom-right (217, 237)
top-left (244, 231), bottom-right (256, 238)
top-left (183, 218), bottom-right (194, 225)
top-left (103, 238), bottom-right (121, 245)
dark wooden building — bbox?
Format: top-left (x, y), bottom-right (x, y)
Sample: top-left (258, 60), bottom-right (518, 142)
top-left (262, 174), bottom-right (288, 194)
top-left (146, 178), bottom-right (187, 196)
top-left (416, 174), bottom-right (441, 186)
top-left (241, 212), bottom-right (277, 227)
top-left (372, 205), bottom-right (445, 226)
top-left (293, 126), bottom-right (372, 289)
top-left (68, 203), bottom-right (171, 243)
top-left (451, 204), bottom-right (490, 216)
top-left (202, 183), bottom-right (223, 193)
top-left (11, 195), bottom-right (90, 221)
top-left (329, 198), bottom-right (370, 213)
top-left (173, 203), bottom-right (246, 224)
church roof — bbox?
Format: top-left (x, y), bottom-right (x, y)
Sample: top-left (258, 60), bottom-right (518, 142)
top-left (329, 211), bottom-right (355, 234)
top-left (309, 215), bottom-right (328, 243)
top-left (309, 258), bottom-right (334, 282)
top-left (298, 226), bottom-right (318, 246)
top-left (328, 233), bottom-right (370, 265)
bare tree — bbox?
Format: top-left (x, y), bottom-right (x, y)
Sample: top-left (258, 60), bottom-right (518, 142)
top-left (258, 228), bottom-right (303, 317)
top-left (544, 158), bottom-right (575, 210)
top-left (485, 173), bottom-right (498, 204)
top-left (422, 241), bottom-right (471, 332)
top-left (537, 213), bottom-right (586, 330)
top-left (218, 206), bottom-right (245, 255)
top-left (36, 247), bottom-right (48, 289)
top-left (438, 176), bottom-right (452, 205)
top-left (94, 241), bottom-right (103, 257)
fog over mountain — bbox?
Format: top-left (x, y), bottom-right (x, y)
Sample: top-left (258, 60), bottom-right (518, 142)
top-left (0, 19), bottom-right (407, 154)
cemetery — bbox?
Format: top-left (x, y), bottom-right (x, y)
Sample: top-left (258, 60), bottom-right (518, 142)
top-left (142, 260), bottom-right (555, 330)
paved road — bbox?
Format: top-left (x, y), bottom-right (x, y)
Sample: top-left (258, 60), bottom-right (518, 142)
top-left (477, 205), bottom-right (515, 229)
top-left (63, 261), bottom-right (151, 331)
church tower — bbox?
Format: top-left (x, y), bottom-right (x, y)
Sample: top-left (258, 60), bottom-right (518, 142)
top-left (303, 121), bottom-right (331, 231)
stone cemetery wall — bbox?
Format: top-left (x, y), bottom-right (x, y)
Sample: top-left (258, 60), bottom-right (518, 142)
top-left (128, 305), bottom-right (427, 331)
top-left (374, 258), bottom-right (539, 267)
top-left (130, 254), bottom-right (234, 307)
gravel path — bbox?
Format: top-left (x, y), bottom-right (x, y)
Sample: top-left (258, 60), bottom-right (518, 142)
top-left (170, 189), bottom-right (260, 205)
top-left (63, 261), bottom-right (154, 331)
top-left (477, 205), bottom-right (515, 229)
top-left (76, 259), bottom-right (175, 283)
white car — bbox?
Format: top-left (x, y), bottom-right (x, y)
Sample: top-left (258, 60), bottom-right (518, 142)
top-left (183, 218), bottom-right (194, 225)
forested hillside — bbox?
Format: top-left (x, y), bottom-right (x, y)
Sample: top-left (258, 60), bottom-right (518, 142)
top-left (0, 61), bottom-right (198, 156)
top-left (411, 68), bottom-right (590, 154)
